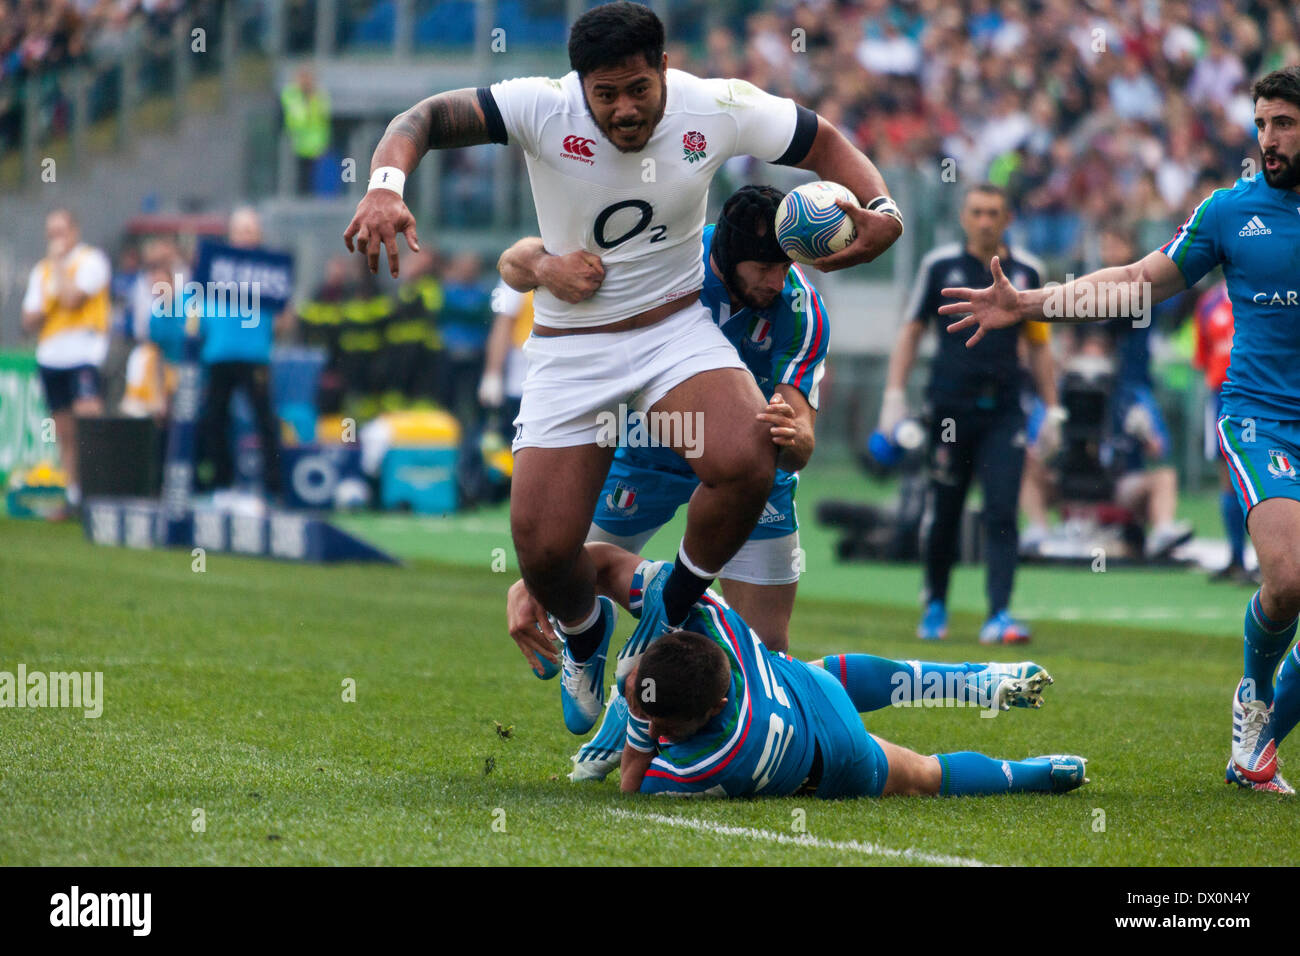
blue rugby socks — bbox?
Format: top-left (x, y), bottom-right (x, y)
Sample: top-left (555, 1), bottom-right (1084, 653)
top-left (817, 654), bottom-right (990, 712)
top-left (1222, 491), bottom-right (1246, 566)
top-left (1270, 644), bottom-right (1300, 747)
top-left (935, 752), bottom-right (1055, 795)
top-left (1242, 590), bottom-right (1297, 706)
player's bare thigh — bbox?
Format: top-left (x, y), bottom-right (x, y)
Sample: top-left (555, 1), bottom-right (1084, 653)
top-left (719, 578), bottom-right (795, 653)
top-left (874, 736), bottom-right (942, 797)
top-left (510, 444), bottom-right (615, 560)
top-left (648, 367), bottom-right (772, 485)
top-left (1246, 497), bottom-right (1300, 615)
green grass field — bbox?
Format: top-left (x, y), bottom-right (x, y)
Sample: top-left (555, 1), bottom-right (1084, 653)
top-left (1, 485), bottom-right (1294, 867)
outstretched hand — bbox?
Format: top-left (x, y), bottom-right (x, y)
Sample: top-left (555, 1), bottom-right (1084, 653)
top-left (343, 188), bottom-right (421, 277)
top-left (938, 255), bottom-right (1023, 348)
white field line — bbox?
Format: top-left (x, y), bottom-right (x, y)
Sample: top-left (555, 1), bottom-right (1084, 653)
top-left (1015, 606), bottom-right (1238, 622)
top-left (606, 808), bottom-right (997, 867)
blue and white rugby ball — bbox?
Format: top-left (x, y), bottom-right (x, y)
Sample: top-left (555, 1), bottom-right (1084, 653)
top-left (774, 181), bottom-right (859, 265)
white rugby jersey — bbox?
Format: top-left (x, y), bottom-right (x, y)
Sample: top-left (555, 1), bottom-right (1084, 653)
top-left (480, 69), bottom-right (816, 329)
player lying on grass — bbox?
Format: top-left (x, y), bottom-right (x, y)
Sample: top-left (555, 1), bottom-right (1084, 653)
top-left (510, 542), bottom-right (1088, 798)
top-left (940, 67), bottom-right (1300, 796)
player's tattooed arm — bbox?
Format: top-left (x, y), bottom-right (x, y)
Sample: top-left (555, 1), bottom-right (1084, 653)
top-left (383, 88), bottom-right (492, 158)
top-left (344, 89), bottom-right (494, 276)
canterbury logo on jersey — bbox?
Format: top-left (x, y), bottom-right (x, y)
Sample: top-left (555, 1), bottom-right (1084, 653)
top-left (561, 135), bottom-right (596, 163)
top-left (1239, 215), bottom-right (1272, 237)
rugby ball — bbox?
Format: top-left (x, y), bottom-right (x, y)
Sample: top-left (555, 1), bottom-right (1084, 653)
top-left (774, 181), bottom-right (859, 264)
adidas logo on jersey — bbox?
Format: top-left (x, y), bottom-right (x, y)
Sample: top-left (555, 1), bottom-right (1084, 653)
top-left (758, 501), bottom-right (786, 525)
top-left (561, 135), bottom-right (596, 165)
top-left (1239, 215), bottom-right (1272, 237)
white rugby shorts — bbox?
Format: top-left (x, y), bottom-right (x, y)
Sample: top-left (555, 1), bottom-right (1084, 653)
top-left (511, 299), bottom-right (747, 451)
top-left (585, 524), bottom-right (802, 586)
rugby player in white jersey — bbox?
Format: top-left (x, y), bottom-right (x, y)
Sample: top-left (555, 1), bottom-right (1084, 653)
top-left (343, 1), bottom-right (902, 733)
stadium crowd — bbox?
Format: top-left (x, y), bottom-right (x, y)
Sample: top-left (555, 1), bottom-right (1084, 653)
top-left (0, 0), bottom-right (225, 149)
top-left (673, 0), bottom-right (1299, 262)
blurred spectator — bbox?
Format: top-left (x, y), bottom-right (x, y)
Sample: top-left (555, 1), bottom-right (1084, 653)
top-left (280, 65), bottom-right (332, 195)
top-left (435, 251), bottom-right (491, 428)
top-left (1192, 278), bottom-right (1250, 583)
top-left (479, 280), bottom-right (532, 444)
top-left (296, 254), bottom-right (354, 414)
top-left (20, 208), bottom-right (110, 511)
top-left (195, 206), bottom-right (283, 498)
top-left (1073, 227), bottom-right (1191, 558)
top-left (1109, 54), bottom-right (1162, 123)
top-left (1187, 35), bottom-right (1246, 114)
top-left (121, 242), bottom-right (190, 419)
top-left (383, 249), bottom-right (443, 410)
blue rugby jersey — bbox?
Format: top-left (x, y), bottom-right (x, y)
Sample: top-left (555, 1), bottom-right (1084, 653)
top-left (1160, 175), bottom-right (1300, 420)
top-left (616, 224), bottom-right (829, 478)
top-left (637, 592), bottom-right (820, 797)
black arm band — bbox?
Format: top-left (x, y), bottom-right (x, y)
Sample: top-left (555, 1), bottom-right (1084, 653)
top-left (476, 87), bottom-right (508, 145)
top-left (773, 104), bottom-right (818, 166)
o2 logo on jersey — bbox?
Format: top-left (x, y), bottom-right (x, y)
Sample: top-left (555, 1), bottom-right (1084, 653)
top-left (681, 130), bottom-right (707, 163)
top-left (605, 481), bottom-right (639, 516)
top-left (593, 200), bottom-right (667, 249)
top-left (561, 135), bottom-right (596, 165)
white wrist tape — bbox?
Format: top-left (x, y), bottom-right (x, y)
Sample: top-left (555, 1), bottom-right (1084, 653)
top-left (866, 195), bottom-right (904, 233)
top-left (368, 166), bottom-right (406, 197)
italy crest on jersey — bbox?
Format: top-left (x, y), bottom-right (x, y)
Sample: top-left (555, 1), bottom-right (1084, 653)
top-left (606, 481), bottom-right (639, 515)
top-left (1268, 449), bottom-right (1296, 478)
top-left (748, 316), bottom-right (773, 352)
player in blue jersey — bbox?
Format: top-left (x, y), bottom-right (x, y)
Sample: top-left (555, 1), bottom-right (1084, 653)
top-left (588, 185), bottom-right (826, 652)
top-left (517, 541), bottom-right (1086, 799)
top-left (504, 185), bottom-right (827, 778)
top-left (941, 67), bottom-right (1300, 795)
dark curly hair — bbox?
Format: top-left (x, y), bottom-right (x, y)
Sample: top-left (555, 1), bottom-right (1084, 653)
top-left (568, 2), bottom-right (664, 78)
top-left (636, 631), bottom-right (731, 722)
top-left (1253, 66), bottom-right (1300, 110)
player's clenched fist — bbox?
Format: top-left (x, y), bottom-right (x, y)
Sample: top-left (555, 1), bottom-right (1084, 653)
top-left (536, 250), bottom-right (605, 303)
top-left (343, 188), bottom-right (421, 278)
